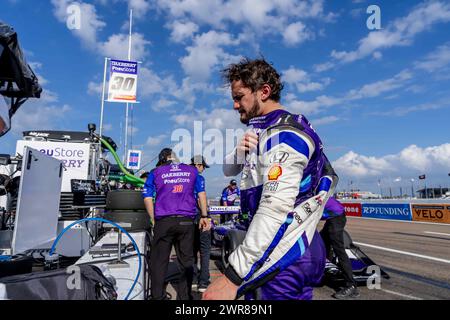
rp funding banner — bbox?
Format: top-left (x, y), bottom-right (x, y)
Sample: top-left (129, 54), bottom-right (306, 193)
top-left (107, 59), bottom-right (138, 103)
top-left (361, 203), bottom-right (412, 221)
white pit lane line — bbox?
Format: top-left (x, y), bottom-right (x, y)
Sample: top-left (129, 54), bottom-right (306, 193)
top-left (353, 242), bottom-right (450, 264)
top-left (379, 289), bottom-right (423, 300)
top-left (424, 231), bottom-right (450, 237)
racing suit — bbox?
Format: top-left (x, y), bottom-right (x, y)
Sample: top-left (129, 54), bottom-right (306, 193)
top-left (223, 109), bottom-right (338, 300)
top-left (220, 186), bottom-right (240, 223)
top-left (221, 187), bottom-right (241, 206)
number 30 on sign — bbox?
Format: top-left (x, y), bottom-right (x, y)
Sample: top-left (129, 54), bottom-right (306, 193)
top-left (107, 59), bottom-right (138, 103)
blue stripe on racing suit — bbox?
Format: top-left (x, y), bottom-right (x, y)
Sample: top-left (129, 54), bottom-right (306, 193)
top-left (263, 131), bottom-right (310, 158)
top-left (243, 212), bottom-right (295, 281)
top-left (317, 176), bottom-right (332, 193)
top-left (299, 174), bottom-right (312, 193)
top-left (238, 231), bottom-right (309, 296)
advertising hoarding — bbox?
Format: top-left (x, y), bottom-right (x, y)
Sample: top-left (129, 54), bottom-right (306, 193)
top-left (16, 140), bottom-right (91, 192)
top-left (342, 202), bottom-right (362, 217)
top-left (411, 204), bottom-right (450, 224)
top-left (361, 203), bottom-right (412, 221)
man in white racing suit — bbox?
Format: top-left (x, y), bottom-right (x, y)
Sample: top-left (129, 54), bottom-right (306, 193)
top-left (203, 58), bottom-right (338, 300)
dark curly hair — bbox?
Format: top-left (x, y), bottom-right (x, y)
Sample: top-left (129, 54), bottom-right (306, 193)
top-left (221, 58), bottom-right (284, 102)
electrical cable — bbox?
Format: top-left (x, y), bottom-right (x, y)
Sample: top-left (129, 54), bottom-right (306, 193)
top-left (49, 217), bottom-right (142, 301)
top-left (84, 221), bottom-right (96, 244)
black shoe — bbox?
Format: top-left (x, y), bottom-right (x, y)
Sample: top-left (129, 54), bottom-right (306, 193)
top-left (333, 285), bottom-right (360, 299)
top-left (198, 284), bottom-right (209, 293)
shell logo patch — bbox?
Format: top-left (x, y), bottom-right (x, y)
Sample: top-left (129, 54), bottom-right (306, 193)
top-left (268, 165), bottom-right (282, 181)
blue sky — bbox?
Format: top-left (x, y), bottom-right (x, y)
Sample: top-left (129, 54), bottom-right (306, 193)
top-left (2, 0), bottom-right (450, 197)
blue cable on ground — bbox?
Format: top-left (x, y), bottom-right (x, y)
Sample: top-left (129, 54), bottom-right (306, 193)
top-left (49, 217), bottom-right (142, 301)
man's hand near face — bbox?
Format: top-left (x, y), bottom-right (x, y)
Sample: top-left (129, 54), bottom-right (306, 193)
top-left (223, 130), bottom-right (259, 176)
top-left (234, 130), bottom-right (258, 165)
top-left (237, 130), bottom-right (258, 155)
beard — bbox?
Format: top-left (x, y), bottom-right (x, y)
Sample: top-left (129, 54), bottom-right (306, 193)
top-left (239, 98), bottom-right (260, 125)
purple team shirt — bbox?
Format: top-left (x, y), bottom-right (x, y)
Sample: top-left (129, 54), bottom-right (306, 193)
top-left (142, 163), bottom-right (205, 220)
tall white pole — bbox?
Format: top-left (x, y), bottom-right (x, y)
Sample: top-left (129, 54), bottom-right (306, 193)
top-left (124, 9), bottom-right (133, 162)
top-left (99, 57), bottom-right (108, 138)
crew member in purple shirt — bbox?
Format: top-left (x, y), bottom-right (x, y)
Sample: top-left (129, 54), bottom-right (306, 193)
top-left (321, 197), bottom-right (359, 299)
top-left (143, 148), bottom-right (209, 300)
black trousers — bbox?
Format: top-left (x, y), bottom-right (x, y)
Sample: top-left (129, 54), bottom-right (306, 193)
top-left (150, 216), bottom-right (195, 300)
top-left (193, 223), bottom-right (211, 286)
top-left (220, 214), bottom-right (231, 224)
top-left (320, 215), bottom-right (355, 287)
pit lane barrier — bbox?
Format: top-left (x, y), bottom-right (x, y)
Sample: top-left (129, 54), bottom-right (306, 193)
top-left (341, 200), bottom-right (450, 224)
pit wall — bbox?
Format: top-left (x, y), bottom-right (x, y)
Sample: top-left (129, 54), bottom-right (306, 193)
top-left (341, 199), bottom-right (450, 224)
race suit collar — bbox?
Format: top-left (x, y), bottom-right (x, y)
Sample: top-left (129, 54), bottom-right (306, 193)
top-left (248, 109), bottom-right (290, 129)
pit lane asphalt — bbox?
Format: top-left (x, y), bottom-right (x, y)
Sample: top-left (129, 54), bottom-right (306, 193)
top-left (168, 217), bottom-right (450, 300)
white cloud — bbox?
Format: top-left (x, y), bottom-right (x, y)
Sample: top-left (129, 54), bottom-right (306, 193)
top-left (51, 0), bottom-right (106, 49)
top-left (285, 69), bottom-right (412, 115)
top-left (370, 99), bottom-right (450, 117)
top-left (345, 70), bottom-right (412, 100)
top-left (169, 21), bottom-right (199, 43)
top-left (138, 68), bottom-right (202, 106)
top-left (146, 134), bottom-right (168, 146)
top-left (349, 8), bottom-right (364, 19)
top-left (285, 95), bottom-right (342, 115)
top-left (313, 62), bottom-right (335, 73)
top-left (283, 67), bottom-right (309, 83)
top-left (28, 62), bottom-right (49, 87)
top-left (282, 67), bottom-right (330, 93)
top-left (11, 90), bottom-right (71, 133)
top-left (372, 51), bottom-right (383, 60)
top-left (128, 0), bottom-right (151, 19)
top-left (157, 0), bottom-right (335, 45)
top-left (171, 107), bottom-right (244, 131)
top-left (282, 22), bottom-right (313, 46)
top-left (331, 1), bottom-right (450, 63)
top-left (98, 32), bottom-right (150, 60)
top-left (152, 98), bottom-right (177, 112)
top-left (102, 123), bottom-right (113, 132)
top-left (51, 1), bottom-right (151, 61)
top-left (333, 151), bottom-right (393, 177)
top-left (87, 81), bottom-right (103, 95)
top-left (297, 78), bottom-right (331, 93)
top-left (180, 31), bottom-right (240, 82)
top-left (311, 115), bottom-right (340, 126)
top-left (89, 66), bottom-right (204, 111)
top-left (415, 42), bottom-right (450, 72)
top-left (333, 143), bottom-right (450, 179)
top-left (227, 0), bottom-right (278, 29)
top-left (127, 125), bottom-right (139, 135)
